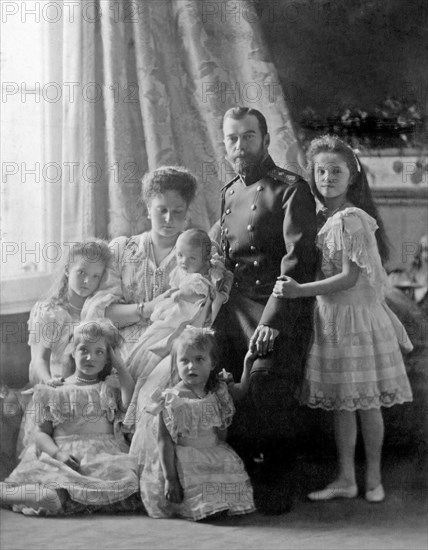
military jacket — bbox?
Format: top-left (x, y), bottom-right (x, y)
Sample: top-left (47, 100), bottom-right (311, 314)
top-left (220, 156), bottom-right (317, 330)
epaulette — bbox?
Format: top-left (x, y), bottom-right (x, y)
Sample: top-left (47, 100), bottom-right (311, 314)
top-left (268, 167), bottom-right (300, 185)
top-left (220, 174), bottom-right (240, 192)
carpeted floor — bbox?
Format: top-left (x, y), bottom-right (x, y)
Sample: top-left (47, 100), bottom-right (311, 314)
top-left (1, 449), bottom-right (426, 550)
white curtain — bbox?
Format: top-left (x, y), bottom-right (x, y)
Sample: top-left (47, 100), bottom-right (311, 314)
top-left (45, 0), bottom-right (301, 243)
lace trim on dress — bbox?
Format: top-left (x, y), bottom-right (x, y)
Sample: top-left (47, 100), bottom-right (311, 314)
top-left (305, 387), bottom-right (413, 411)
top-left (146, 382), bottom-right (235, 442)
top-left (317, 207), bottom-right (387, 286)
top-left (33, 375), bottom-right (120, 426)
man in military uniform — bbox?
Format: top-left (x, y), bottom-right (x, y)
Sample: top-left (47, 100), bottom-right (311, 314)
top-left (211, 107), bottom-right (317, 513)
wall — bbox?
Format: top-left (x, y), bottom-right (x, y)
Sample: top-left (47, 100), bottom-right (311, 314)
top-left (260, 0), bottom-right (427, 118)
top-left (376, 190), bottom-right (428, 270)
top-left (0, 312), bottom-right (30, 389)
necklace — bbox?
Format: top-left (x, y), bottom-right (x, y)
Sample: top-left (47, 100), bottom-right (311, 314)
top-left (75, 376), bottom-right (98, 385)
top-left (143, 234), bottom-right (175, 301)
top-left (183, 383), bottom-right (206, 400)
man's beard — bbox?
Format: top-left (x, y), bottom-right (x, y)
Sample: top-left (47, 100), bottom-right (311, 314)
top-left (229, 149), bottom-right (267, 182)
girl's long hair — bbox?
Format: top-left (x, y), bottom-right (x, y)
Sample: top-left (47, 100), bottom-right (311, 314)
top-left (45, 239), bottom-right (112, 308)
top-left (170, 327), bottom-right (220, 393)
top-left (306, 135), bottom-right (390, 262)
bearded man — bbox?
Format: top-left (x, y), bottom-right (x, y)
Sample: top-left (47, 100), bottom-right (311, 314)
top-left (210, 106), bottom-right (317, 514)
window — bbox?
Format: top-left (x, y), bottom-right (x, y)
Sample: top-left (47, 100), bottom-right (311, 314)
top-left (1, 3), bottom-right (56, 312)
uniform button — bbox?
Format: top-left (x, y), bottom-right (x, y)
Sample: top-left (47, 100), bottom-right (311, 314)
top-left (234, 282), bottom-right (239, 288)
top-left (230, 189), bottom-right (235, 195)
top-left (255, 280), bottom-right (261, 285)
top-left (256, 185), bottom-right (264, 191)
top-left (250, 245), bottom-right (256, 252)
top-left (247, 224), bottom-right (253, 231)
top-left (251, 204), bottom-right (256, 210)
top-left (253, 260), bottom-right (259, 267)
top-left (235, 263), bottom-right (239, 268)
top-left (226, 209), bottom-right (231, 214)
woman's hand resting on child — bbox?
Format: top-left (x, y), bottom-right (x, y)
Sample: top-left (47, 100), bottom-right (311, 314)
top-left (142, 289), bottom-right (177, 318)
top-left (273, 276), bottom-right (303, 299)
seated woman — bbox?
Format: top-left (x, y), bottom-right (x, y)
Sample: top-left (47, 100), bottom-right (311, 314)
top-left (85, 166), bottom-right (198, 362)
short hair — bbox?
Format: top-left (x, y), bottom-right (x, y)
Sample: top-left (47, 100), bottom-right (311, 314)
top-left (73, 319), bottom-right (122, 348)
top-left (142, 166), bottom-right (198, 206)
top-left (171, 327), bottom-right (220, 392)
top-left (223, 107), bottom-right (268, 137)
top-left (71, 319), bottom-right (123, 381)
top-left (177, 229), bottom-right (212, 262)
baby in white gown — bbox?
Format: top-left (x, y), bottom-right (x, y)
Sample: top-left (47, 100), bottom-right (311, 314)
top-left (124, 229), bottom-right (232, 430)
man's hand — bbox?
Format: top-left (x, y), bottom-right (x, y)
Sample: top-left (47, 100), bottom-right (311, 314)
top-left (249, 325), bottom-right (279, 356)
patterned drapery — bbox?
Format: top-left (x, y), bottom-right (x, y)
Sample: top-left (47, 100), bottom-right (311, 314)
top-left (52, 0), bottom-right (300, 242)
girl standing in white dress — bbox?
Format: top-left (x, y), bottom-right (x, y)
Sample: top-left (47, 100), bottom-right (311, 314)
top-left (273, 135), bottom-right (413, 503)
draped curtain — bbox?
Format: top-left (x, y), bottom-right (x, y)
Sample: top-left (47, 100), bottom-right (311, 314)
top-left (47, 0), bottom-right (301, 243)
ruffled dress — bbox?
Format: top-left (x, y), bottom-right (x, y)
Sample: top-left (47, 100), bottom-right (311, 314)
top-left (5, 376), bottom-right (140, 515)
top-left (19, 301), bottom-right (84, 457)
top-left (300, 207), bottom-right (413, 411)
top-left (139, 382), bottom-right (255, 520)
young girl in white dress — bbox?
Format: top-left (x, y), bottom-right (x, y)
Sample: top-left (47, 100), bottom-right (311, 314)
top-left (28, 239), bottom-right (112, 386)
top-left (273, 135), bottom-right (413, 504)
top-left (138, 326), bottom-right (256, 520)
top-left (17, 240), bottom-right (112, 458)
top-left (1, 320), bottom-right (141, 516)
top-left (123, 229), bottom-right (232, 430)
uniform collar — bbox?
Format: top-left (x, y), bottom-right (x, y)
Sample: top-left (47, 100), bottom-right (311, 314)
top-left (221, 155), bottom-right (276, 191)
top-left (233, 155), bottom-right (276, 187)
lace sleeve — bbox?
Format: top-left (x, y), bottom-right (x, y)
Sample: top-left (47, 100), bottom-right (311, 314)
top-left (33, 384), bottom-right (64, 425)
top-left (340, 209), bottom-right (380, 279)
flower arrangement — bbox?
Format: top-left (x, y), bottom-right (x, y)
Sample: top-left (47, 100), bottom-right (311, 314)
top-left (298, 98), bottom-right (426, 152)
